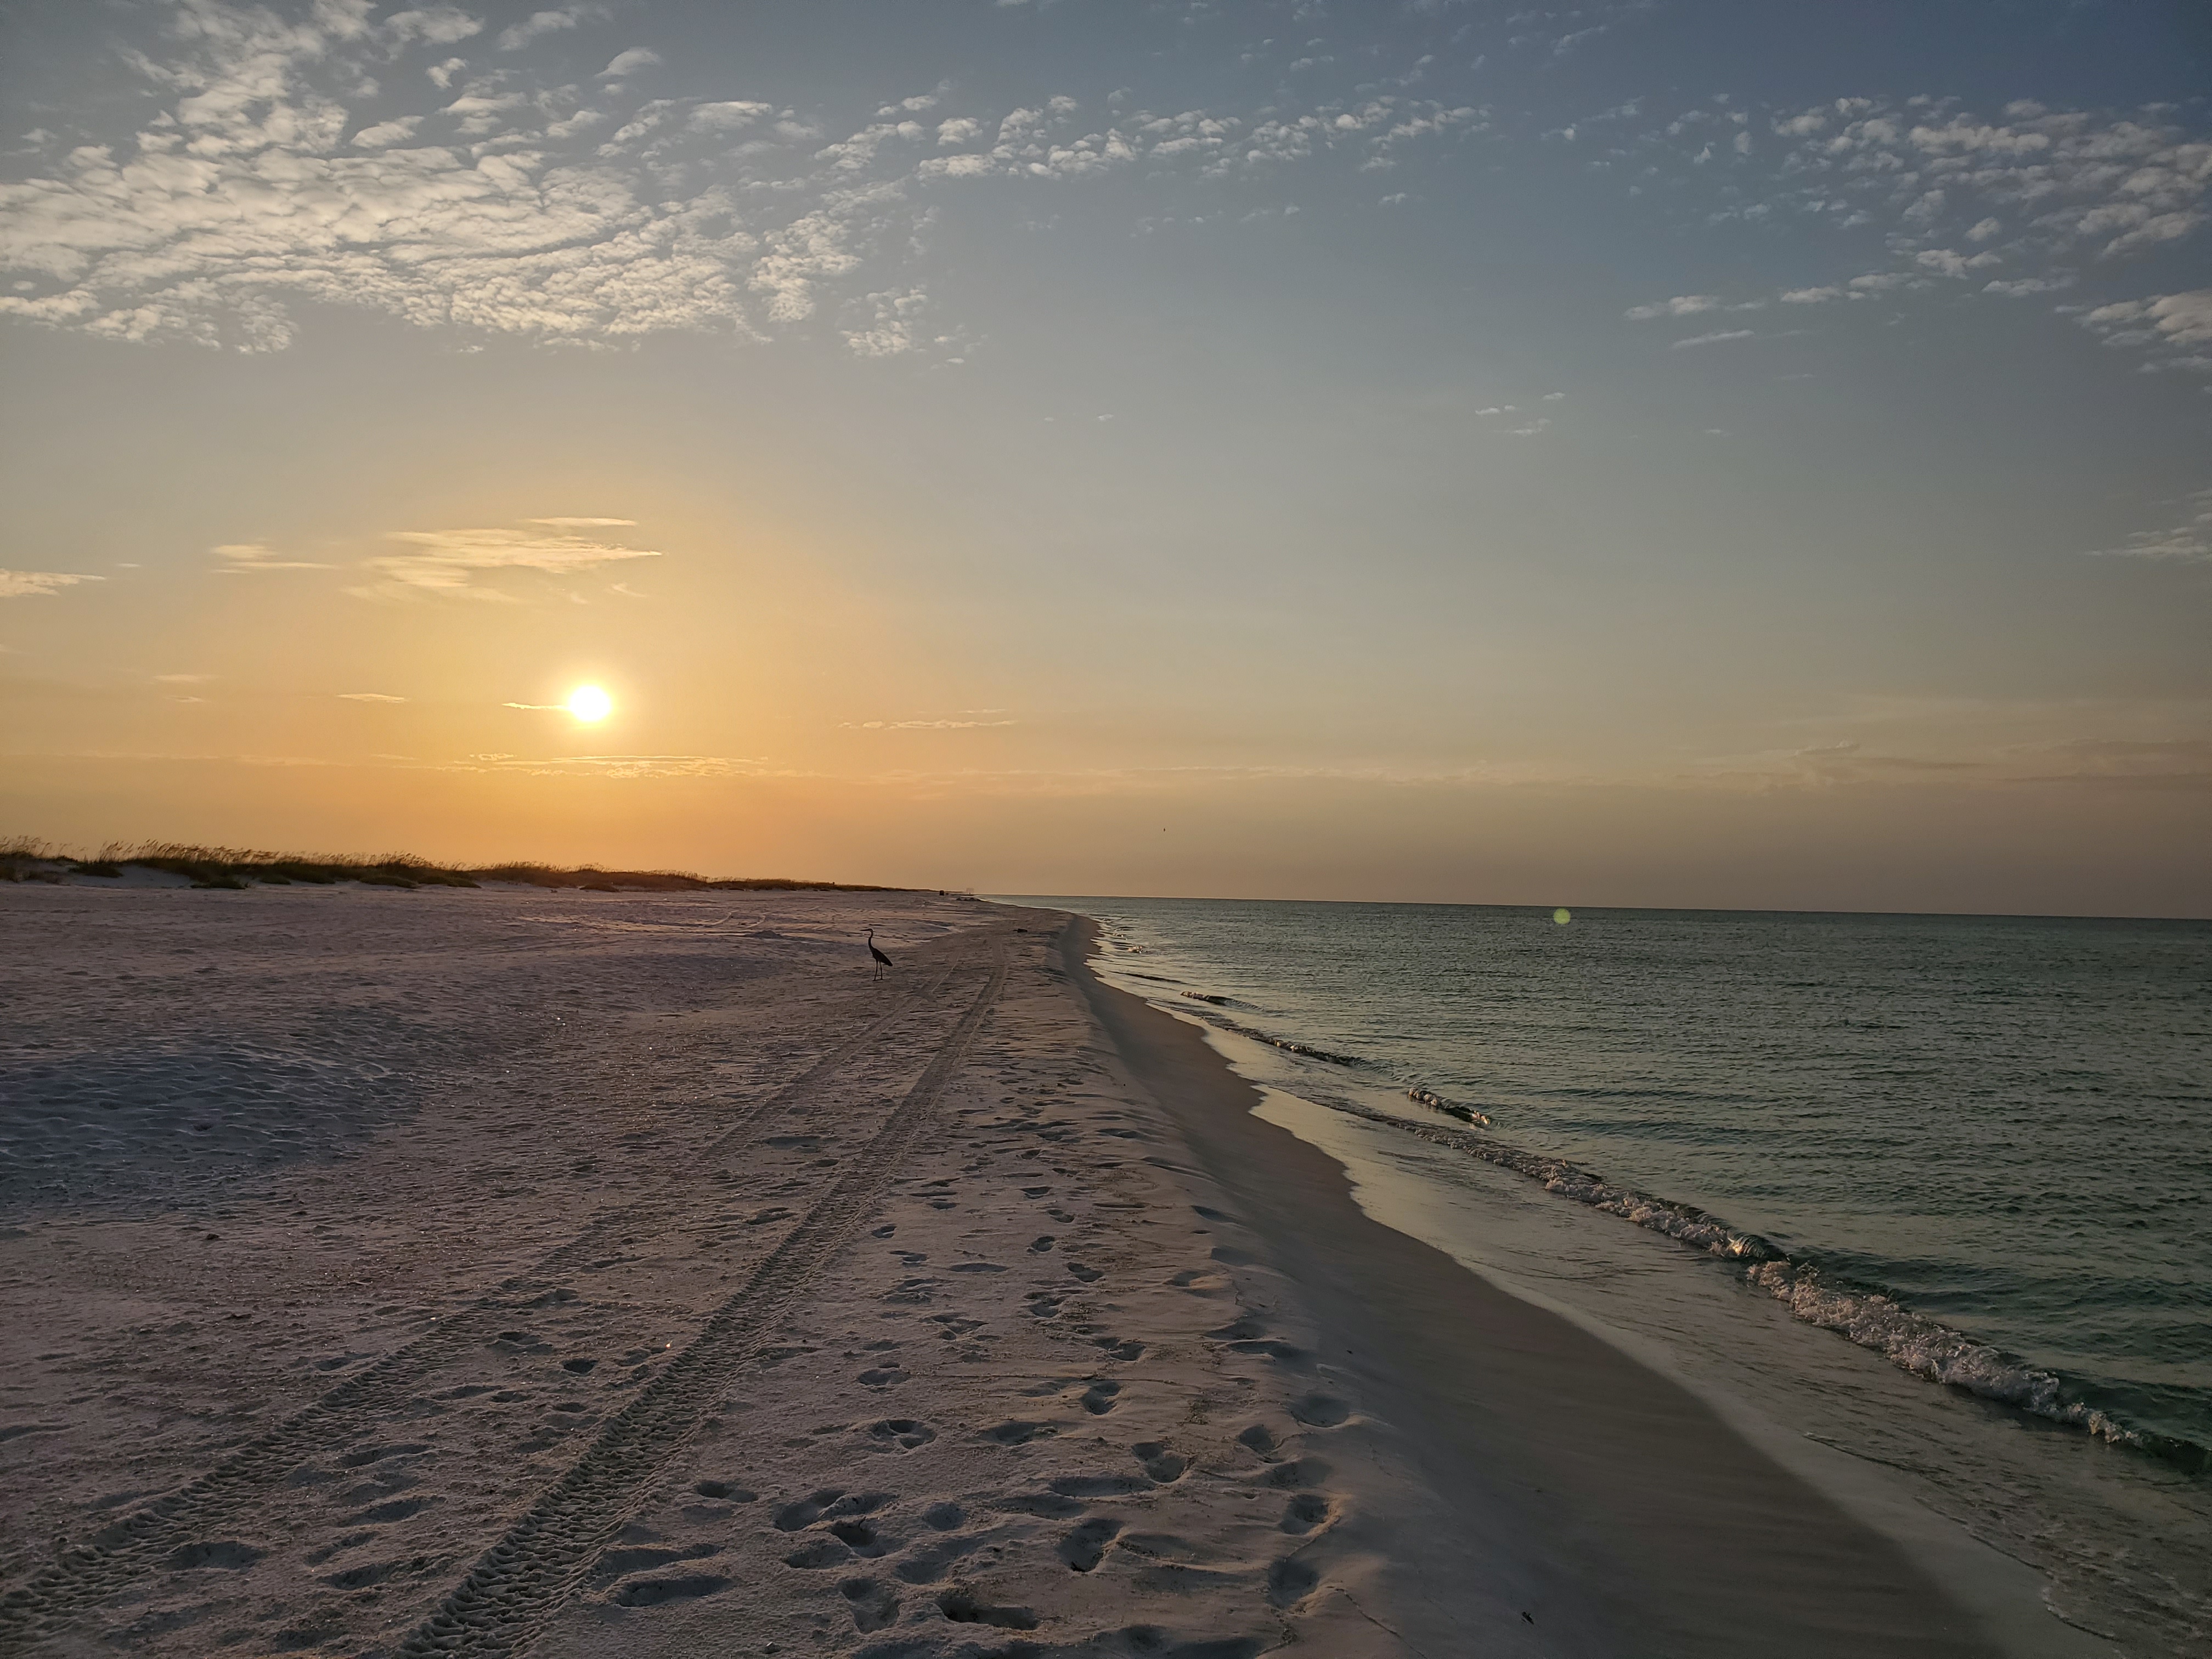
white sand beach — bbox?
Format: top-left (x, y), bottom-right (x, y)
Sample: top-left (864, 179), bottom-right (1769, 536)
top-left (1, 882), bottom-right (2048, 1656)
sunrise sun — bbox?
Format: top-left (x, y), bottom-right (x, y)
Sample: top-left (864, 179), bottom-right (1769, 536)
top-left (567, 685), bottom-right (612, 723)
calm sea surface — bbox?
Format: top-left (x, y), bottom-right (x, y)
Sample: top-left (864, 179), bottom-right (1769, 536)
top-left (1004, 897), bottom-right (2212, 1650)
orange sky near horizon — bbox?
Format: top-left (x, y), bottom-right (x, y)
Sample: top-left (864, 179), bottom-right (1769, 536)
top-left (3, 1), bottom-right (2209, 917)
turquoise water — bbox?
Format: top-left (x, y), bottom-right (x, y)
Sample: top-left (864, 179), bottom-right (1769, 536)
top-left (1014, 899), bottom-right (2212, 1462)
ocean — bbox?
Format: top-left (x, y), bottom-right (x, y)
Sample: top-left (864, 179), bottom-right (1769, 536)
top-left (1005, 897), bottom-right (2212, 1654)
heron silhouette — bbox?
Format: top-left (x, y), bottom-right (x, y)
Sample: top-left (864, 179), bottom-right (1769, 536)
top-left (866, 927), bottom-right (894, 981)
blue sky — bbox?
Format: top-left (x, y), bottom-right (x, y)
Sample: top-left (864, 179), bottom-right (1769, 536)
top-left (1, 1), bottom-right (2208, 911)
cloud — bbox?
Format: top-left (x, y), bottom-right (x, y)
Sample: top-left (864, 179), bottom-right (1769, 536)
top-left (844, 718), bottom-right (1019, 730)
top-left (2084, 289), bottom-right (2212, 347)
top-left (600, 47), bottom-right (661, 79)
top-left (498, 5), bottom-right (602, 52)
top-left (1625, 295), bottom-right (1721, 320)
top-left (2074, 288), bottom-right (2212, 373)
top-left (339, 691), bottom-right (408, 702)
top-left (1671, 328), bottom-right (1755, 348)
top-left (352, 520), bottom-right (662, 599)
top-left (0, 4), bottom-right (1510, 360)
top-left (2087, 490), bottom-right (2212, 564)
top-left (843, 286), bottom-right (930, 358)
top-left (154, 672), bottom-right (215, 683)
top-left (385, 8), bottom-right (482, 47)
top-left (351, 116), bottom-right (422, 149)
top-left (0, 569), bottom-right (103, 598)
top-left (1620, 94), bottom-right (2210, 362)
top-left (690, 101), bottom-right (775, 132)
top-left (448, 752), bottom-right (770, 777)
top-left (213, 541), bottom-right (331, 571)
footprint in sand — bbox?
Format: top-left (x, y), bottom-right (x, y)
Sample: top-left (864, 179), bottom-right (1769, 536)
top-left (772, 1488), bottom-right (847, 1531)
top-left (1262, 1457), bottom-right (1332, 1491)
top-left (1278, 1492), bottom-right (1334, 1534)
top-left (319, 1556), bottom-right (421, 1589)
top-left (691, 1480), bottom-right (757, 1502)
top-left (830, 1517), bottom-right (895, 1558)
top-left (865, 1418), bottom-right (935, 1451)
top-left (1288, 1393), bottom-right (1351, 1427)
top-left (858, 1366), bottom-right (909, 1387)
top-left (978, 1419), bottom-right (1057, 1446)
top-left (592, 1543), bottom-right (720, 1581)
top-left (164, 1541), bottom-right (263, 1571)
top-left (1132, 1441), bottom-right (1188, 1482)
top-left (892, 1533), bottom-right (983, 1584)
top-left (839, 1576), bottom-right (901, 1632)
top-left (1266, 1555), bottom-right (1321, 1609)
top-left (1080, 1380), bottom-right (1121, 1415)
top-left (1057, 1516), bottom-right (1122, 1572)
top-left (1236, 1424), bottom-right (1281, 1460)
top-left (1065, 1261), bottom-right (1104, 1283)
top-left (783, 1537), bottom-right (854, 1569)
top-left (1029, 1234), bottom-right (1056, 1252)
top-left (612, 1573), bottom-right (730, 1606)
top-left (938, 1588), bottom-right (1040, 1630)
top-left (1049, 1472), bottom-right (1151, 1498)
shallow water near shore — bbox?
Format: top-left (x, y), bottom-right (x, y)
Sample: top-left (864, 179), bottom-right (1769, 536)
top-left (1008, 896), bottom-right (2212, 1652)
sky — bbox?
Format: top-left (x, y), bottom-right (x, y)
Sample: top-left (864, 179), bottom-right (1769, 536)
top-left (2, 0), bottom-right (2209, 914)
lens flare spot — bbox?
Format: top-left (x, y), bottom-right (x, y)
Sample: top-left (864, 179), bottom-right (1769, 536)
top-left (567, 685), bottom-right (612, 722)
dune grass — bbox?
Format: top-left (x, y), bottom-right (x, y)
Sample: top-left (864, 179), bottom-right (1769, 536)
top-left (0, 836), bottom-right (902, 893)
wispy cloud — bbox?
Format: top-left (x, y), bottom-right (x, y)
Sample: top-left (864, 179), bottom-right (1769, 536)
top-left (1625, 294), bottom-right (1722, 320)
top-left (447, 752), bottom-right (771, 778)
top-left (2087, 491), bottom-right (2212, 564)
top-left (1671, 328), bottom-right (1755, 349)
top-left (843, 717), bottom-right (1019, 730)
top-left (213, 542), bottom-right (332, 572)
top-left (0, 569), bottom-right (103, 599)
top-left (339, 691), bottom-right (408, 702)
top-left (351, 519), bottom-right (661, 600)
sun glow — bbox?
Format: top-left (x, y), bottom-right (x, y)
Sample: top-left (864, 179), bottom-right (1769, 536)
top-left (567, 685), bottom-right (613, 723)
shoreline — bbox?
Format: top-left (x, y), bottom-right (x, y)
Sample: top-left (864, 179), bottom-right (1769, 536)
top-left (1060, 912), bottom-right (2105, 1657)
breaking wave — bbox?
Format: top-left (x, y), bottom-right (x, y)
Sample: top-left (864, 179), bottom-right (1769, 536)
top-left (1146, 972), bottom-right (2205, 1472)
top-left (1294, 1090), bottom-right (2208, 1470)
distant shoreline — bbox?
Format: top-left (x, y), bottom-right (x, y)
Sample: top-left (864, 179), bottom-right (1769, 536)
top-left (0, 837), bottom-right (911, 894)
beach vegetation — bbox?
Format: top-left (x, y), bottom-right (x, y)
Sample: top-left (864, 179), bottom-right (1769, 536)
top-left (0, 835), bottom-right (903, 893)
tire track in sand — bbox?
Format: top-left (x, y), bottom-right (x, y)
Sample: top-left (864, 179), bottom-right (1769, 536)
top-left (0, 950), bottom-right (974, 1646)
top-left (392, 945), bottom-right (1008, 1657)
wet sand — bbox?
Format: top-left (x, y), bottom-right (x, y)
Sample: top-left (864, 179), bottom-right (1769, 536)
top-left (0, 882), bottom-right (2023, 1656)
